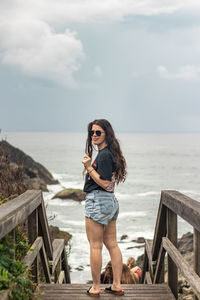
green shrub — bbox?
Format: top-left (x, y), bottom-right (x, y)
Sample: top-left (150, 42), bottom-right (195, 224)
top-left (0, 233), bottom-right (35, 299)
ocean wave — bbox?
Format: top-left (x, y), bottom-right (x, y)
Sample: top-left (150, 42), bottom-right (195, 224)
top-left (118, 211), bottom-right (147, 219)
top-left (179, 189), bottom-right (200, 198)
top-left (134, 191), bottom-right (160, 197)
top-left (61, 220), bottom-right (85, 226)
top-left (45, 198), bottom-right (80, 207)
top-left (133, 231), bottom-right (154, 239)
top-left (115, 193), bottom-right (133, 199)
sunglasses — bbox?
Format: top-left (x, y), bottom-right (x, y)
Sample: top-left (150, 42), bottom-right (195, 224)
top-left (89, 130), bottom-right (104, 136)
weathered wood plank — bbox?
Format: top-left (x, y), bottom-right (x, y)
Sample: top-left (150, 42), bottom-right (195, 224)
top-left (57, 270), bottom-right (66, 284)
top-left (194, 228), bottom-right (200, 300)
top-left (38, 200), bottom-right (53, 260)
top-left (40, 243), bottom-right (51, 283)
top-left (28, 208), bottom-right (39, 283)
top-left (167, 208), bottom-right (177, 299)
top-left (152, 198), bottom-right (167, 261)
top-left (61, 247), bottom-right (71, 284)
top-left (38, 283), bottom-right (173, 289)
top-left (23, 237), bottom-right (43, 267)
top-left (9, 229), bottom-right (15, 260)
top-left (36, 284), bottom-right (175, 300)
top-left (141, 249), bottom-right (148, 283)
top-left (162, 190), bottom-right (200, 232)
top-left (145, 240), bottom-right (154, 280)
top-left (153, 242), bottom-right (166, 284)
top-left (145, 272), bottom-right (152, 284)
top-left (0, 190), bottom-right (41, 239)
top-left (49, 239), bottom-right (65, 274)
top-left (0, 290), bottom-right (9, 300)
top-left (28, 208), bottom-right (38, 245)
top-left (163, 237), bottom-right (200, 299)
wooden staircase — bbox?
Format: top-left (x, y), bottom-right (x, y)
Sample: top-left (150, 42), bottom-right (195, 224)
top-left (37, 283), bottom-right (175, 299)
top-left (1, 190), bottom-right (200, 299)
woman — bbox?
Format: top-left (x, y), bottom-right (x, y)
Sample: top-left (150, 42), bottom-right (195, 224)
top-left (101, 261), bottom-right (134, 285)
top-left (126, 257), bottom-right (142, 283)
top-left (82, 119), bottom-right (127, 296)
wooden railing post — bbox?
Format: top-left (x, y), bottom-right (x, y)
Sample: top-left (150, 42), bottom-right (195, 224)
top-left (9, 229), bottom-right (16, 260)
top-left (167, 208), bottom-right (178, 299)
top-left (28, 208), bottom-right (39, 283)
top-left (194, 228), bottom-right (200, 300)
top-left (62, 248), bottom-right (71, 284)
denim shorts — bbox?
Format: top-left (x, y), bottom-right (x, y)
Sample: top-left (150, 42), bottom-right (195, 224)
top-left (85, 190), bottom-right (119, 226)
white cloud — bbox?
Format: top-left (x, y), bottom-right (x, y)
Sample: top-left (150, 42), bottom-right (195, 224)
top-left (0, 19), bottom-right (84, 87)
top-left (157, 65), bottom-right (200, 80)
top-left (1, 1), bottom-right (200, 24)
top-left (1, 0), bottom-right (200, 87)
top-left (94, 65), bottom-right (102, 77)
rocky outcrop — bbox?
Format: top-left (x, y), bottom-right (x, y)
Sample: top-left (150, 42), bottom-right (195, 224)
top-left (49, 225), bottom-right (72, 245)
top-left (0, 140), bottom-right (59, 191)
top-left (52, 188), bottom-right (86, 201)
top-left (120, 234), bottom-right (128, 241)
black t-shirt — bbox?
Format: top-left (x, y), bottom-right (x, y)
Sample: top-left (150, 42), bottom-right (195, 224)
top-left (83, 146), bottom-right (116, 193)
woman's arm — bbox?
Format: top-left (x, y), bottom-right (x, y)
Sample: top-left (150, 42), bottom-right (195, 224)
top-left (82, 155), bottom-right (111, 190)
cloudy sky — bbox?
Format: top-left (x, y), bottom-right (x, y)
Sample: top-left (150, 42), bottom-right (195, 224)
top-left (0, 0), bottom-right (200, 132)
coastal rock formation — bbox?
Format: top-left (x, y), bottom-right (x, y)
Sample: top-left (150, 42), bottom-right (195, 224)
top-left (49, 225), bottom-right (72, 245)
top-left (0, 140), bottom-right (59, 192)
top-left (132, 237), bottom-right (145, 243)
top-left (52, 188), bottom-right (86, 201)
top-left (120, 234), bottom-right (128, 241)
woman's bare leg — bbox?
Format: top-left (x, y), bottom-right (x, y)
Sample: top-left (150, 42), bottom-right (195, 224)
top-left (103, 220), bottom-right (123, 291)
top-left (85, 217), bottom-right (104, 293)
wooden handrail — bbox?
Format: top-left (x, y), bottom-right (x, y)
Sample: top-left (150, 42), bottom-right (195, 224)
top-left (0, 190), bottom-right (71, 285)
top-left (0, 190), bottom-right (41, 239)
top-left (142, 190), bottom-right (200, 300)
top-left (162, 190), bottom-right (200, 231)
top-left (163, 237), bottom-right (200, 298)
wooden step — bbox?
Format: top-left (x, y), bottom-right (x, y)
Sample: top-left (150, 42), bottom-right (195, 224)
top-left (36, 284), bottom-right (175, 299)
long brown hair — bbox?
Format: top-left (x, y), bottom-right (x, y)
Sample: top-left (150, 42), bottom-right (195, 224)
top-left (101, 262), bottom-right (135, 284)
top-left (101, 261), bottom-right (113, 283)
top-left (121, 264), bottom-right (135, 284)
top-left (126, 257), bottom-right (136, 269)
top-left (85, 119), bottom-right (127, 184)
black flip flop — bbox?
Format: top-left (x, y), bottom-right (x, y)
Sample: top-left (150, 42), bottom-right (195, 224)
top-left (104, 286), bottom-right (124, 295)
top-left (87, 286), bottom-right (100, 297)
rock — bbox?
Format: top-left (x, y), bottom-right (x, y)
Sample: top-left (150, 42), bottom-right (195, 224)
top-left (136, 237), bottom-right (145, 243)
top-left (120, 234), bottom-right (128, 241)
top-left (0, 140), bottom-right (59, 191)
top-left (49, 225), bottom-right (72, 245)
top-left (178, 232), bottom-right (193, 254)
top-left (75, 266), bottom-right (84, 271)
top-left (182, 287), bottom-right (193, 295)
top-left (52, 188), bottom-right (86, 201)
top-left (131, 237), bottom-right (145, 243)
top-left (136, 253), bottom-right (144, 269)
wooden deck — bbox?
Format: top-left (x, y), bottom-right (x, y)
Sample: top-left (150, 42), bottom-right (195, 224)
top-left (37, 284), bottom-right (175, 299)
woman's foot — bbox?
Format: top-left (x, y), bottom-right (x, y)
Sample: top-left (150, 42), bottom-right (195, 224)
top-left (112, 284), bottom-right (124, 292)
top-left (87, 286), bottom-right (101, 297)
top-left (104, 285), bottom-right (124, 295)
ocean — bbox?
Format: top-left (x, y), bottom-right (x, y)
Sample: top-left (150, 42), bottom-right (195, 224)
top-left (3, 132), bottom-right (200, 283)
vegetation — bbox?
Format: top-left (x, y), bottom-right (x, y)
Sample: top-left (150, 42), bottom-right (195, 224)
top-left (0, 140), bottom-right (35, 299)
top-left (0, 231), bottom-right (35, 299)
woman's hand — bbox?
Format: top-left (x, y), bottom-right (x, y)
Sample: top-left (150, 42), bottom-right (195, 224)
top-left (82, 155), bottom-right (111, 190)
top-left (82, 155), bottom-right (92, 170)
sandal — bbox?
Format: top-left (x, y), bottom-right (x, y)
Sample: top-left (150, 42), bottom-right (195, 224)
top-left (104, 286), bottom-right (124, 295)
top-left (87, 286), bottom-right (100, 297)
